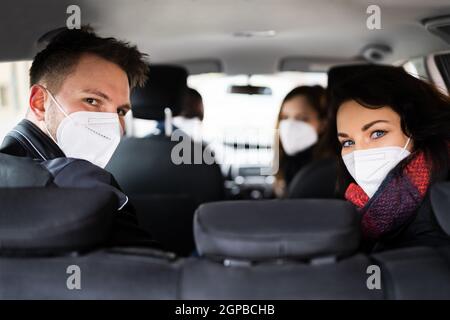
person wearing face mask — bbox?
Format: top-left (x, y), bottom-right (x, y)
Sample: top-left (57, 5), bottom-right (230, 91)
top-left (154, 87), bottom-right (204, 142)
top-left (273, 85), bottom-right (328, 197)
top-left (0, 27), bottom-right (159, 248)
top-left (173, 88), bottom-right (204, 141)
top-left (329, 66), bottom-right (450, 252)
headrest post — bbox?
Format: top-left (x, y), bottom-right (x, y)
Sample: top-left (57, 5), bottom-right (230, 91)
top-left (124, 110), bottom-right (134, 137)
top-left (164, 107), bottom-right (173, 137)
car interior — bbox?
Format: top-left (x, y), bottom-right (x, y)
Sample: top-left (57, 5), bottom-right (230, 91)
top-left (1, 0), bottom-right (450, 300)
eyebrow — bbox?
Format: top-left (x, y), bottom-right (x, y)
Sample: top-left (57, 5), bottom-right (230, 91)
top-left (82, 89), bottom-right (111, 101)
top-left (82, 89), bottom-right (131, 110)
top-left (337, 120), bottom-right (390, 138)
top-left (361, 119), bottom-right (389, 131)
top-left (119, 103), bottom-right (132, 111)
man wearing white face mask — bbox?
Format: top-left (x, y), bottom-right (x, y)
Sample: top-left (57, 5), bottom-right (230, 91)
top-left (43, 88), bottom-right (123, 169)
top-left (0, 27), bottom-right (159, 247)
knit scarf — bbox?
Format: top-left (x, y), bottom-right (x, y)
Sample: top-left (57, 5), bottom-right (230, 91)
top-left (345, 150), bottom-right (430, 240)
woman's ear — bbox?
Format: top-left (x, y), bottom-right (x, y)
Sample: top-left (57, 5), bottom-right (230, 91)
top-left (29, 85), bottom-right (48, 121)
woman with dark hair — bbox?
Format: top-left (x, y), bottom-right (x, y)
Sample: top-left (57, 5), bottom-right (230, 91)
top-left (328, 65), bottom-right (450, 252)
top-left (273, 85), bottom-right (328, 197)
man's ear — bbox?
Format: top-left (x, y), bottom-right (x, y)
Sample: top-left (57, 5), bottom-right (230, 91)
top-left (29, 85), bottom-right (48, 121)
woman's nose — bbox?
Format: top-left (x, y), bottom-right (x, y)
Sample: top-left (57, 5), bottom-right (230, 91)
top-left (353, 139), bottom-right (371, 151)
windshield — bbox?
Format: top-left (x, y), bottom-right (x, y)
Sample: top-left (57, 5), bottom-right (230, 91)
top-left (188, 72), bottom-right (327, 171)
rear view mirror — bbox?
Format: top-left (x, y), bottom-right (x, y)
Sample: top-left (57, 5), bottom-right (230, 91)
top-left (228, 85), bottom-right (272, 95)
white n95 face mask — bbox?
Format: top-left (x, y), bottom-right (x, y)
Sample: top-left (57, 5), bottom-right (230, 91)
top-left (342, 138), bottom-right (411, 198)
top-left (172, 116), bottom-right (203, 142)
top-left (279, 119), bottom-right (318, 156)
top-left (45, 90), bottom-right (122, 168)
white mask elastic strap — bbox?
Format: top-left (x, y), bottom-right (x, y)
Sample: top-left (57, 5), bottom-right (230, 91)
top-left (43, 121), bottom-right (58, 145)
top-left (403, 137), bottom-right (411, 150)
top-left (46, 89), bottom-right (70, 118)
top-left (398, 137), bottom-right (412, 158)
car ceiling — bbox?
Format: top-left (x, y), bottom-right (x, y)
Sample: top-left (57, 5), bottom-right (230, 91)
top-left (1, 0), bottom-right (450, 74)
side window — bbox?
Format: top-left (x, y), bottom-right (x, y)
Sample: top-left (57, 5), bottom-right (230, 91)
top-left (0, 85), bottom-right (9, 107)
top-left (403, 57), bottom-right (429, 81)
top-left (0, 60), bottom-right (32, 141)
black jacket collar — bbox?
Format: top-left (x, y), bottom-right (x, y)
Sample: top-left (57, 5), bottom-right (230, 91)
top-left (0, 119), bottom-right (65, 160)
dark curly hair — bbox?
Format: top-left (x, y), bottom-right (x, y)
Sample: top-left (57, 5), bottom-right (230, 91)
top-left (326, 65), bottom-right (450, 195)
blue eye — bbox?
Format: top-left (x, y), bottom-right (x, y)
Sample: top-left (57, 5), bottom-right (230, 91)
top-left (371, 130), bottom-right (386, 139)
top-left (342, 140), bottom-right (354, 148)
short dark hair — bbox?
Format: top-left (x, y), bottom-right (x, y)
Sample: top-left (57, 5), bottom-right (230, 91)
top-left (30, 26), bottom-right (149, 92)
top-left (180, 87), bottom-right (204, 120)
top-left (327, 65), bottom-right (450, 194)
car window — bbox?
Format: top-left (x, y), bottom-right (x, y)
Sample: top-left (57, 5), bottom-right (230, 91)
top-left (403, 57), bottom-right (429, 81)
top-left (0, 60), bottom-right (32, 140)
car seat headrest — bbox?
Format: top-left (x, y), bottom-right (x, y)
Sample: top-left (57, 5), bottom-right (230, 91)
top-left (0, 187), bottom-right (117, 256)
top-left (194, 199), bottom-right (360, 261)
top-left (430, 182), bottom-right (450, 236)
top-left (131, 64), bottom-right (188, 120)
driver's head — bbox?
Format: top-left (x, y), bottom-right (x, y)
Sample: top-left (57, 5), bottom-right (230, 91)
top-left (27, 26), bottom-right (149, 138)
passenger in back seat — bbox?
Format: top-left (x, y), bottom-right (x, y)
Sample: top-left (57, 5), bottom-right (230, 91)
top-left (329, 66), bottom-right (450, 252)
top-left (155, 87), bottom-right (204, 141)
top-left (273, 85), bottom-right (331, 197)
top-left (0, 26), bottom-right (159, 248)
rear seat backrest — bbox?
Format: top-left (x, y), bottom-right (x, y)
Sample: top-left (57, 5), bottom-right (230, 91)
top-left (181, 198), bottom-right (450, 299)
top-left (372, 246), bottom-right (450, 299)
top-left (0, 187), bottom-right (179, 299)
top-left (181, 199), bottom-right (382, 299)
top-left (2, 190), bottom-right (450, 299)
top-left (430, 181), bottom-right (450, 235)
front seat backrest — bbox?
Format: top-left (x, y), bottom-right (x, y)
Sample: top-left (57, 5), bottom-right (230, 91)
top-left (287, 157), bottom-right (338, 199)
top-left (107, 64), bottom-right (224, 256)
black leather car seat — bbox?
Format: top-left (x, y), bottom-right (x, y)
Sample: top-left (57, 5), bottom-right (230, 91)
top-left (106, 64), bottom-right (224, 256)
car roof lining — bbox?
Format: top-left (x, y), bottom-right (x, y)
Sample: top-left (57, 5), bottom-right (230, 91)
top-left (1, 0), bottom-right (450, 74)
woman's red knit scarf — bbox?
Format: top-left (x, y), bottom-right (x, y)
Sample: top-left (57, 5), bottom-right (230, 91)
top-left (345, 150), bottom-right (430, 240)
